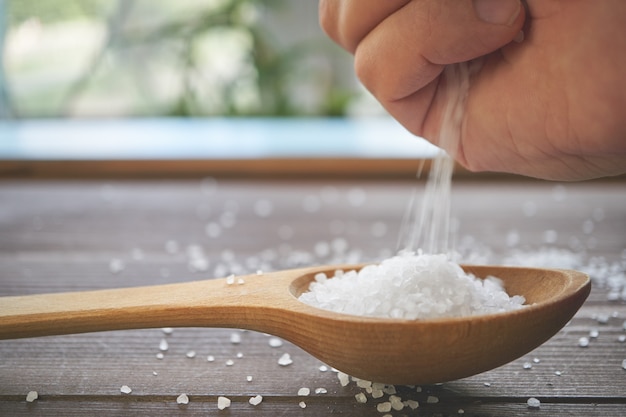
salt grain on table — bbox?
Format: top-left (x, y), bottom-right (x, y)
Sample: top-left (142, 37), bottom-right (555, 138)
top-left (26, 391), bottom-right (38, 402)
top-left (176, 393), bottom-right (189, 405)
top-left (217, 396), bottom-right (231, 410)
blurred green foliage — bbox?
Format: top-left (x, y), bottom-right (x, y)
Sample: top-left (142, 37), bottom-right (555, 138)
top-left (2, 0), bottom-right (355, 118)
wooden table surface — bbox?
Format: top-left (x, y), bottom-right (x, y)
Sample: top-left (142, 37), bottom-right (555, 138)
top-left (1, 177), bottom-right (625, 416)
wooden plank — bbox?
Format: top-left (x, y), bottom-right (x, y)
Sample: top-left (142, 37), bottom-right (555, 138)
top-left (0, 178), bottom-right (624, 416)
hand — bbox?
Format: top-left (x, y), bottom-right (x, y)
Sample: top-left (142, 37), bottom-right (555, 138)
top-left (320, 0), bottom-right (626, 180)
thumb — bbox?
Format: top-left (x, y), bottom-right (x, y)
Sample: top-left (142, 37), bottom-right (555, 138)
top-left (354, 0), bottom-right (525, 101)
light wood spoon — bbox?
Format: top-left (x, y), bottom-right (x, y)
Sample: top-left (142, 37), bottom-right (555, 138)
top-left (0, 264), bottom-right (590, 384)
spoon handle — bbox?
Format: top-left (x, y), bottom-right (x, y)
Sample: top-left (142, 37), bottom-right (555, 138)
top-left (0, 267), bottom-right (319, 340)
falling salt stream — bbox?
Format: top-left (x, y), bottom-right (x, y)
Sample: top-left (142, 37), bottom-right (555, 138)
top-left (299, 61), bottom-right (528, 320)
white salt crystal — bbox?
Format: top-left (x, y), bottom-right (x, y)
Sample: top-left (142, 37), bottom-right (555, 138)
top-left (376, 402), bottom-right (392, 412)
top-left (298, 388), bottom-right (310, 396)
top-left (226, 274), bottom-right (235, 285)
top-left (299, 401), bottom-right (307, 408)
top-left (337, 372), bottom-right (350, 387)
top-left (207, 355), bottom-right (215, 362)
top-left (354, 392), bottom-right (367, 403)
top-left (299, 252), bottom-right (525, 319)
top-left (355, 379), bottom-right (372, 389)
top-left (156, 353), bottom-right (164, 360)
top-left (318, 365), bottom-right (328, 372)
top-left (555, 371), bottom-right (562, 376)
top-left (249, 395), bottom-right (263, 406)
top-left (176, 393), bottom-right (189, 405)
top-left (315, 388), bottom-right (328, 394)
top-left (162, 327), bottom-right (174, 335)
top-left (405, 399), bottom-right (419, 410)
top-left (109, 258), bottom-right (125, 274)
top-left (268, 337), bottom-right (283, 347)
top-left (389, 395), bottom-right (404, 410)
top-left (590, 329), bottom-right (599, 338)
top-left (237, 278), bottom-right (245, 285)
top-left (527, 397), bottom-right (541, 408)
top-left (426, 395), bottom-right (439, 404)
top-left (533, 358), bottom-right (541, 363)
top-left (230, 332), bottom-right (242, 344)
top-left (26, 391), bottom-right (38, 402)
top-left (371, 389), bottom-right (384, 399)
top-left (217, 396), bottom-right (231, 410)
top-left (236, 352), bottom-right (243, 358)
top-left (225, 359), bottom-right (234, 366)
top-left (578, 337), bottom-right (590, 347)
top-left (246, 375), bottom-right (253, 382)
top-left (278, 353), bottom-right (293, 366)
top-left (523, 362), bottom-right (532, 369)
top-left (186, 351), bottom-right (196, 359)
top-left (120, 385), bottom-right (132, 394)
top-left (618, 335), bottom-right (626, 343)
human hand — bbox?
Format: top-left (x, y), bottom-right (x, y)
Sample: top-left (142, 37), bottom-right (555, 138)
top-left (320, 0), bottom-right (626, 180)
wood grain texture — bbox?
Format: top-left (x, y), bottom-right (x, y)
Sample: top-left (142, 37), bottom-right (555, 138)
top-left (0, 179), bottom-right (624, 415)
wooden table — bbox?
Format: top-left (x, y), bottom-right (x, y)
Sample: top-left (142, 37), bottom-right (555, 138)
top-left (1, 177), bottom-right (625, 416)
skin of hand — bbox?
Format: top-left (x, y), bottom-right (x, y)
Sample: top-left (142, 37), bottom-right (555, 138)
top-left (319, 0), bottom-right (626, 180)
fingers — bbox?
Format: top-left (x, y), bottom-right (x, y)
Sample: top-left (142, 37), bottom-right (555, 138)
top-left (319, 0), bottom-right (411, 53)
top-left (355, 0), bottom-right (525, 105)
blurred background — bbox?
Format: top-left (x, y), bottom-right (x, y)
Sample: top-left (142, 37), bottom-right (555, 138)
top-left (0, 0), bottom-right (443, 174)
top-left (0, 0), bottom-right (384, 119)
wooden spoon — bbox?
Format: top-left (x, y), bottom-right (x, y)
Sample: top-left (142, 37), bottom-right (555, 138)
top-left (0, 264), bottom-right (589, 384)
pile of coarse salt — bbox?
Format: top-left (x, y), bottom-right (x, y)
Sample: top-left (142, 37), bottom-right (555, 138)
top-left (299, 251), bottom-right (526, 320)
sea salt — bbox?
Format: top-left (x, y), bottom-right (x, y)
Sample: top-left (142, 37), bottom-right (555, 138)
top-left (176, 393), bottom-right (189, 405)
top-left (268, 337), bottom-right (283, 347)
top-left (297, 387), bottom-right (310, 396)
top-left (355, 392), bottom-right (367, 403)
top-left (527, 397), bottom-right (541, 408)
top-left (299, 401), bottom-right (307, 408)
top-left (217, 396), bottom-right (231, 410)
top-left (120, 385), bottom-right (132, 394)
top-left (26, 391), bottom-right (38, 402)
top-left (278, 353), bottom-right (293, 366)
top-left (249, 395), bottom-right (263, 406)
top-left (299, 252), bottom-right (525, 319)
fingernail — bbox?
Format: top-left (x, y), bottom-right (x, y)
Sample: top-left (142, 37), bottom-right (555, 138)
top-left (473, 0), bottom-right (521, 26)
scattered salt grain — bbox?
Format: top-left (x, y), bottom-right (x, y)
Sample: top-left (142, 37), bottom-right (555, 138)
top-left (315, 388), bottom-right (328, 394)
top-left (278, 353), bottom-right (293, 366)
top-left (230, 332), bottom-right (242, 344)
top-left (207, 355), bottom-right (215, 362)
top-left (226, 274), bottom-right (235, 285)
top-left (555, 371), bottom-right (562, 376)
top-left (578, 337), bottom-right (590, 347)
top-left (109, 258), bottom-right (125, 274)
top-left (355, 392), bottom-right (367, 403)
top-left (268, 337), bottom-right (283, 347)
top-left (218, 396), bottom-right (231, 410)
top-left (337, 372), bottom-right (350, 387)
top-left (162, 327), bottom-right (174, 335)
top-left (225, 359), bottom-right (234, 366)
top-left (298, 387), bottom-right (310, 396)
top-left (406, 399), bottom-right (419, 410)
top-left (527, 397), bottom-right (541, 409)
top-left (249, 395), bottom-right (263, 406)
top-left (523, 362), bottom-right (532, 370)
top-left (618, 335), bottom-right (626, 343)
top-left (26, 391), bottom-right (38, 402)
top-left (159, 339), bottom-right (169, 351)
top-left (533, 358), bottom-right (541, 363)
top-left (299, 252), bottom-right (525, 319)
top-left (426, 395), bottom-right (439, 404)
top-left (156, 353), bottom-right (164, 360)
top-left (246, 375), bottom-right (253, 382)
top-left (622, 359), bottom-right (626, 370)
top-left (376, 402), bottom-right (392, 413)
top-left (120, 385), bottom-right (132, 394)
top-left (237, 278), bottom-right (246, 285)
top-left (318, 365), bottom-right (328, 372)
top-left (389, 395), bottom-right (404, 411)
top-left (299, 401), bottom-right (307, 408)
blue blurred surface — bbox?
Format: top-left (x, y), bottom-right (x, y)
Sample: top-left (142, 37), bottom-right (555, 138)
top-left (0, 118), bottom-right (439, 160)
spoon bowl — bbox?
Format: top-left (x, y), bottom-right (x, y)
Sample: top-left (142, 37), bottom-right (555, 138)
top-left (0, 264), bottom-right (590, 384)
